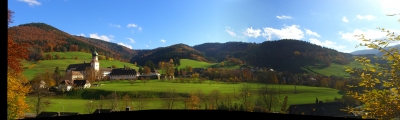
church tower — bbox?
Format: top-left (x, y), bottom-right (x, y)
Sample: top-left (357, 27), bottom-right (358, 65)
top-left (91, 48), bottom-right (99, 71)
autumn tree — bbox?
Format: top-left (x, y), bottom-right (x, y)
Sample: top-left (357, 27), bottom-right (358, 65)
top-left (143, 66), bottom-right (151, 74)
top-left (161, 89), bottom-right (179, 109)
top-left (85, 100), bottom-right (96, 114)
top-left (135, 92), bottom-right (148, 110)
top-left (344, 17), bottom-right (400, 119)
top-left (164, 62), bottom-right (175, 77)
top-left (187, 91), bottom-right (201, 109)
top-left (85, 67), bottom-right (97, 83)
top-left (256, 85), bottom-right (279, 112)
top-left (123, 94), bottom-right (132, 108)
top-left (28, 47), bottom-right (44, 61)
top-left (97, 95), bottom-right (106, 110)
top-left (30, 71), bottom-right (57, 116)
top-left (239, 83), bottom-right (253, 111)
top-left (55, 54), bottom-right (60, 59)
top-left (208, 89), bottom-right (222, 109)
top-left (7, 70), bottom-right (31, 119)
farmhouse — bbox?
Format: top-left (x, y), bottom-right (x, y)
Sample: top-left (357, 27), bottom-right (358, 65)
top-left (58, 80), bottom-right (73, 91)
top-left (109, 66), bottom-right (139, 80)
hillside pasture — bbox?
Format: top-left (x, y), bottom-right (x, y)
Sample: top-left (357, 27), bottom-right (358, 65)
top-left (302, 61), bottom-right (364, 77)
top-left (176, 59), bottom-right (215, 69)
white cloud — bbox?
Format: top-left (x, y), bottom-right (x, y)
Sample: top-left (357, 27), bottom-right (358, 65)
top-left (149, 41), bottom-right (152, 43)
top-left (342, 16), bottom-right (349, 22)
top-left (225, 27), bottom-right (237, 37)
top-left (309, 38), bottom-right (346, 50)
top-left (117, 42), bottom-right (132, 49)
top-left (89, 33), bottom-right (114, 42)
top-left (339, 29), bottom-right (388, 43)
top-left (160, 39), bottom-right (166, 43)
top-left (18, 0), bottom-right (41, 6)
top-left (127, 23), bottom-right (138, 28)
top-left (339, 29), bottom-right (400, 45)
top-left (77, 33), bottom-right (85, 37)
top-left (262, 25), bottom-right (304, 40)
top-left (109, 23), bottom-right (121, 28)
top-left (276, 15), bottom-right (292, 19)
top-left (207, 35), bottom-right (211, 38)
top-left (304, 29), bottom-right (321, 37)
top-left (138, 27), bottom-right (142, 32)
top-left (127, 38), bottom-right (135, 44)
top-left (356, 15), bottom-right (377, 20)
top-left (380, 0), bottom-right (400, 15)
top-left (145, 44), bottom-right (149, 48)
top-left (243, 27), bottom-right (262, 38)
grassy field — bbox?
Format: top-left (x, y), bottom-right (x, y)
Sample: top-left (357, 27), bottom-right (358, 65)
top-left (176, 59), bottom-right (215, 69)
top-left (27, 80), bottom-right (343, 114)
top-left (302, 61), bottom-right (364, 77)
top-left (21, 52), bottom-right (138, 80)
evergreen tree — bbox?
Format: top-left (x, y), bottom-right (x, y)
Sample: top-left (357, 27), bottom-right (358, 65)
top-left (174, 67), bottom-right (179, 76)
top-left (138, 67), bottom-right (143, 74)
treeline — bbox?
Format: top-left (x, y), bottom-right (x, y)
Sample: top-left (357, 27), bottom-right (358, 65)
top-left (8, 22), bottom-right (135, 62)
top-left (198, 68), bottom-right (357, 91)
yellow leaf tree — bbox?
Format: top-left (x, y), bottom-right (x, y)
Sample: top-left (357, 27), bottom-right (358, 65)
top-left (344, 16), bottom-right (400, 119)
top-left (7, 69), bottom-right (31, 119)
top-left (8, 9), bottom-right (31, 120)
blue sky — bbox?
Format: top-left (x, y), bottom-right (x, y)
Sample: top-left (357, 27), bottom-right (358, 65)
top-left (8, 0), bottom-right (400, 53)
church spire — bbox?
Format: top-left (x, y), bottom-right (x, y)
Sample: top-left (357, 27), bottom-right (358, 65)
top-left (92, 48), bottom-right (98, 56)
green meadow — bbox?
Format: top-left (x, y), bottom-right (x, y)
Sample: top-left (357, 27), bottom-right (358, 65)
top-left (302, 61), bottom-right (363, 77)
top-left (27, 80), bottom-right (343, 114)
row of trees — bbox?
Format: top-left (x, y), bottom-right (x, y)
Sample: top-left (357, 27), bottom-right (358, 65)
top-left (79, 84), bottom-right (287, 114)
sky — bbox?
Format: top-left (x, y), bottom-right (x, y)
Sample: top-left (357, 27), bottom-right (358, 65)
top-left (8, 0), bottom-right (400, 53)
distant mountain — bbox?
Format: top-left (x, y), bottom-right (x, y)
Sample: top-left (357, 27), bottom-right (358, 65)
top-left (350, 44), bottom-right (400, 56)
top-left (130, 43), bottom-right (211, 65)
top-left (8, 22), bottom-right (136, 62)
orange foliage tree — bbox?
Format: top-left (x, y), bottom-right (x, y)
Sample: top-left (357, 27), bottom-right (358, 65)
top-left (7, 9), bottom-right (31, 120)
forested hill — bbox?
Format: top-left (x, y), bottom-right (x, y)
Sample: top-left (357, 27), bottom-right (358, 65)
top-left (8, 22), bottom-right (136, 62)
top-left (130, 44), bottom-right (211, 65)
top-left (193, 40), bottom-right (354, 73)
top-left (193, 41), bottom-right (258, 62)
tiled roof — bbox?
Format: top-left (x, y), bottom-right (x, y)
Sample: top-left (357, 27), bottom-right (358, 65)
top-left (73, 80), bottom-right (89, 86)
top-left (287, 102), bottom-right (355, 117)
top-left (35, 112), bottom-right (80, 118)
top-left (66, 63), bottom-right (91, 71)
top-left (110, 68), bottom-right (137, 75)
